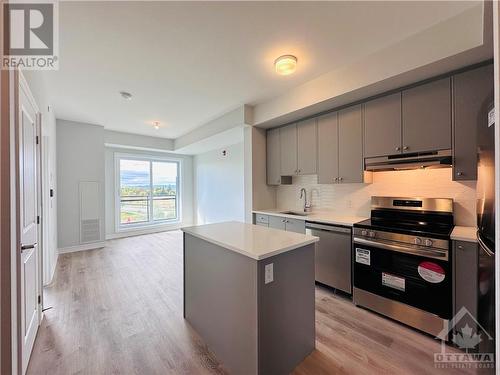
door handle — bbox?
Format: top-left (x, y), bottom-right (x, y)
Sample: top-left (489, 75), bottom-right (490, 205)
top-left (21, 243), bottom-right (36, 251)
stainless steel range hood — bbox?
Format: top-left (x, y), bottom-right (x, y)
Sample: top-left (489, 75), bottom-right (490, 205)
top-left (365, 150), bottom-right (452, 171)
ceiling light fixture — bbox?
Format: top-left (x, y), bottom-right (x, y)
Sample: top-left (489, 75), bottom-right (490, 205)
top-left (274, 55), bottom-right (297, 76)
top-left (153, 121), bottom-right (160, 130)
top-left (120, 91), bottom-right (133, 100)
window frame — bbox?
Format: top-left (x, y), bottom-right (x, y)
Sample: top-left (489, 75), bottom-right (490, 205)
top-left (114, 152), bottom-right (182, 232)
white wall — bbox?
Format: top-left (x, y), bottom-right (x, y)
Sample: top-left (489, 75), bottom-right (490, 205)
top-left (56, 120), bottom-right (105, 250)
top-left (22, 71), bottom-right (58, 285)
top-left (194, 142), bottom-right (245, 224)
top-left (275, 169), bottom-right (477, 226)
top-left (104, 147), bottom-right (194, 239)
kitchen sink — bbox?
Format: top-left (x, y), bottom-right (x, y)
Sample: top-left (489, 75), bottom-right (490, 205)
top-left (279, 210), bottom-right (308, 216)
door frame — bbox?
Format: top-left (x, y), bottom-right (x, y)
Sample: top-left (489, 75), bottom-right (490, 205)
top-left (15, 71), bottom-right (43, 375)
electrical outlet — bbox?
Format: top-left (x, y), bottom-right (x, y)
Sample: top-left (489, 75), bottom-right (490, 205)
top-left (264, 263), bottom-right (274, 284)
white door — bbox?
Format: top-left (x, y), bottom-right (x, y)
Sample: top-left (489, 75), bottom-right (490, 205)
top-left (18, 74), bottom-right (41, 375)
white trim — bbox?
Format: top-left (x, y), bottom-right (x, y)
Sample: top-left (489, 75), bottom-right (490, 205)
top-left (105, 223), bottom-right (186, 240)
top-left (114, 152), bottom-right (183, 233)
top-left (58, 241), bottom-right (106, 254)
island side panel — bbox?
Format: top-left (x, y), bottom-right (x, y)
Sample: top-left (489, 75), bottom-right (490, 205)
top-left (257, 243), bottom-right (316, 375)
top-left (184, 233), bottom-right (259, 375)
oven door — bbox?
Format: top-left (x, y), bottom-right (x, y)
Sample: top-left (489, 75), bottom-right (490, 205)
top-left (353, 239), bottom-right (452, 319)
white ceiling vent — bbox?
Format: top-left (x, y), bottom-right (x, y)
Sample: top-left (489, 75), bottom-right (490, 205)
top-left (79, 181), bottom-right (101, 244)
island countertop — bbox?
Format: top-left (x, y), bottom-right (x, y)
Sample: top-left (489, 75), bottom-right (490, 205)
top-left (181, 221), bottom-right (319, 260)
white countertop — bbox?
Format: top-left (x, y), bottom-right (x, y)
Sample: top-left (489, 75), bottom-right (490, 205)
top-left (253, 209), bottom-right (368, 227)
top-left (451, 226), bottom-right (477, 242)
top-left (181, 221), bottom-right (319, 260)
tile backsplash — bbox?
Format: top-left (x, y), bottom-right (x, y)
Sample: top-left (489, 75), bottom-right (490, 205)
top-left (276, 168), bottom-right (477, 226)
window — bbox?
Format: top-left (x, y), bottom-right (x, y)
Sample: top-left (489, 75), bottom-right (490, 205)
top-left (117, 156), bottom-right (180, 229)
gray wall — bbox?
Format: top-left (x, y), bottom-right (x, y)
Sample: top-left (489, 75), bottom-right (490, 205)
top-left (104, 147), bottom-right (194, 238)
top-left (56, 120), bottom-right (105, 249)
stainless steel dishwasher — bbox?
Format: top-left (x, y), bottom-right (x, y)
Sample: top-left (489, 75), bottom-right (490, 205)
top-left (306, 222), bottom-right (352, 294)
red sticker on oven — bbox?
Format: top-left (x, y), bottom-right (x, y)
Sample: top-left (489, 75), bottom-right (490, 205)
top-left (418, 262), bottom-right (445, 283)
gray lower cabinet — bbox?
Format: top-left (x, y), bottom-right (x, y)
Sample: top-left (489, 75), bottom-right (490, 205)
top-left (297, 118), bottom-right (317, 175)
top-left (279, 124), bottom-right (297, 176)
top-left (285, 217), bottom-right (306, 234)
top-left (454, 240), bottom-right (478, 320)
top-left (363, 93), bottom-right (402, 157)
top-left (402, 77), bottom-right (451, 153)
top-left (266, 128), bottom-right (281, 185)
top-left (338, 105), bottom-right (363, 183)
top-left (255, 214), bottom-right (269, 227)
top-left (267, 215), bottom-right (305, 234)
top-left (317, 112), bottom-right (339, 184)
top-left (268, 215), bottom-right (286, 231)
top-left (453, 64), bottom-right (494, 181)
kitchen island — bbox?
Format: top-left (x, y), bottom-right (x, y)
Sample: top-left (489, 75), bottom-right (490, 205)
top-left (182, 221), bottom-right (319, 375)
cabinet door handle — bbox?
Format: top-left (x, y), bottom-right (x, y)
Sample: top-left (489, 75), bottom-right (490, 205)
top-left (456, 172), bottom-right (463, 177)
top-left (403, 146), bottom-right (409, 151)
top-left (281, 219), bottom-right (286, 223)
top-left (339, 177), bottom-right (343, 182)
top-left (396, 146), bottom-right (401, 151)
top-left (297, 169), bottom-right (301, 174)
top-left (458, 245), bottom-right (464, 250)
top-left (334, 177), bottom-right (338, 182)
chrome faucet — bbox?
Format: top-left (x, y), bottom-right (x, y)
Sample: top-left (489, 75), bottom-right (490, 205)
top-left (300, 188), bottom-right (312, 212)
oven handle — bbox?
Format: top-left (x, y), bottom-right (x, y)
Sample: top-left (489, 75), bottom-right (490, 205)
top-left (353, 237), bottom-right (449, 261)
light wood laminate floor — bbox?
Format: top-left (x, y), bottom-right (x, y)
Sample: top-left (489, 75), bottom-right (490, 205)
top-left (28, 231), bottom-right (477, 375)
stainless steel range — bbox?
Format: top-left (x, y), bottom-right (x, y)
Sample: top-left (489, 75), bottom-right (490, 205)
top-left (352, 196), bottom-right (454, 338)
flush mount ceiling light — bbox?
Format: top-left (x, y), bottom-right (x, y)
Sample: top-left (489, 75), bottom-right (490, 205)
top-left (274, 55), bottom-right (297, 76)
top-left (119, 91), bottom-right (132, 100)
top-left (153, 121), bottom-right (160, 130)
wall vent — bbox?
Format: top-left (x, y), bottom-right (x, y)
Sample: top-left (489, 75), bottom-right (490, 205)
top-left (79, 181), bottom-right (101, 244)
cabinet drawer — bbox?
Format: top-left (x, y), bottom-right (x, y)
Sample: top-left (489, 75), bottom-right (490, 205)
top-left (255, 214), bottom-right (269, 224)
top-left (285, 218), bottom-right (306, 234)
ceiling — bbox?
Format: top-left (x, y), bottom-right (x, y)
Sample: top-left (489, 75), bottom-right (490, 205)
top-left (44, 1), bottom-right (480, 139)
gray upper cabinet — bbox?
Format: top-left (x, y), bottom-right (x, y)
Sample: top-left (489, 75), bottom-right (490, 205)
top-left (279, 124), bottom-right (297, 176)
top-left (364, 93), bottom-right (402, 157)
top-left (317, 112), bottom-right (339, 184)
top-left (338, 105), bottom-right (363, 183)
top-left (453, 64), bottom-right (494, 181)
top-left (266, 128), bottom-right (281, 185)
top-left (402, 77), bottom-right (452, 153)
top-left (297, 119), bottom-right (317, 175)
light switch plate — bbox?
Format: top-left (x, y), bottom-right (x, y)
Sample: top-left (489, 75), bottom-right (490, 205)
top-left (265, 263), bottom-right (274, 284)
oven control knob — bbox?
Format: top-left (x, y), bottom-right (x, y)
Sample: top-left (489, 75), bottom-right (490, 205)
top-left (414, 237), bottom-right (422, 245)
top-left (425, 239), bottom-right (433, 247)
top-left (369, 231), bottom-right (376, 238)
top-left (361, 230), bottom-right (368, 236)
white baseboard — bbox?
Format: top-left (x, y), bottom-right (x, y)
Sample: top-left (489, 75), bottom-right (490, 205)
top-left (105, 223), bottom-right (188, 240)
top-left (58, 241), bottom-right (106, 254)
